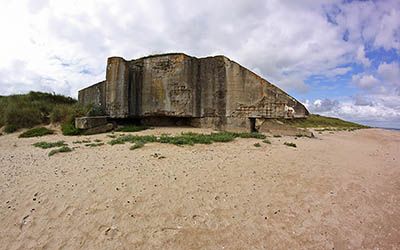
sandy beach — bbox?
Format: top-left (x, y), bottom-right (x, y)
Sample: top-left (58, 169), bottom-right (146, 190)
top-left (0, 128), bottom-right (399, 249)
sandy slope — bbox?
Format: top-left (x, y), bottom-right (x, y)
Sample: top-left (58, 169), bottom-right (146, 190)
top-left (0, 128), bottom-right (399, 249)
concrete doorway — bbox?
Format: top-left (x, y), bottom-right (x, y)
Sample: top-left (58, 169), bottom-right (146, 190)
top-left (249, 118), bottom-right (258, 133)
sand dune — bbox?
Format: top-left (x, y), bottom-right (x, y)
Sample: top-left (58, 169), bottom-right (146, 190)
top-left (0, 128), bottom-right (399, 249)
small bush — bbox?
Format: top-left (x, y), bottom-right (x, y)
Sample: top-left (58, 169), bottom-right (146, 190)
top-left (254, 143), bottom-right (261, 147)
top-left (273, 135), bottom-right (282, 138)
top-left (236, 132), bottom-right (266, 139)
top-left (116, 125), bottom-right (149, 132)
top-left (4, 124), bottom-right (17, 133)
top-left (262, 139), bottom-right (271, 144)
top-left (284, 142), bottom-right (297, 148)
top-left (85, 142), bottom-right (104, 147)
top-left (33, 141), bottom-right (67, 149)
top-left (73, 140), bottom-right (91, 144)
top-left (130, 141), bottom-right (145, 150)
top-left (48, 146), bottom-right (73, 156)
top-left (19, 127), bottom-right (54, 138)
top-left (61, 123), bottom-right (83, 136)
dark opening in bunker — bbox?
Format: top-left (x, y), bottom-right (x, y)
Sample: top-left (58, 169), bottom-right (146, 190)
top-left (249, 118), bottom-right (258, 133)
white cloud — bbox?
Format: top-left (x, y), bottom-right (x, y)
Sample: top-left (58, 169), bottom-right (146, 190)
top-left (356, 45), bottom-right (371, 67)
top-left (352, 74), bottom-right (380, 89)
top-left (377, 62), bottom-right (400, 86)
top-left (306, 97), bottom-right (400, 128)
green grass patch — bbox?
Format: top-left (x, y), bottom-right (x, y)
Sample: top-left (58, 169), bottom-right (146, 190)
top-left (284, 142), bottom-right (297, 148)
top-left (116, 125), bottom-right (149, 132)
top-left (281, 114), bottom-right (368, 129)
top-left (85, 142), bottom-right (104, 147)
top-left (254, 143), bottom-right (261, 147)
top-left (19, 127), bottom-right (54, 138)
top-left (262, 139), bottom-right (271, 144)
top-left (0, 91), bottom-right (78, 133)
top-left (48, 146), bottom-right (73, 156)
top-left (61, 123), bottom-right (84, 136)
top-left (73, 139), bottom-right (91, 144)
top-left (108, 131), bottom-right (266, 147)
top-left (33, 140), bottom-right (67, 149)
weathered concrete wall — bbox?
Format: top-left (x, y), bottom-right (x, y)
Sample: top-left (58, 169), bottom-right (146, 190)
top-left (78, 53), bottom-right (309, 131)
top-left (135, 54), bottom-right (196, 117)
top-left (105, 57), bottom-right (129, 117)
top-left (78, 81), bottom-right (106, 108)
top-left (224, 57), bottom-right (307, 120)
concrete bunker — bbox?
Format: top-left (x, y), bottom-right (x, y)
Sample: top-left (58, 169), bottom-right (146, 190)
top-left (78, 53), bottom-right (309, 132)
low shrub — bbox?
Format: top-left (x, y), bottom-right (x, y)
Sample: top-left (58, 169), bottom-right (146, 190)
top-left (85, 142), bottom-right (104, 147)
top-left (108, 131), bottom-right (267, 147)
top-left (48, 146), bottom-right (73, 156)
top-left (273, 135), bottom-right (282, 138)
top-left (4, 124), bottom-right (17, 133)
top-left (262, 139), bottom-right (271, 144)
top-left (61, 123), bottom-right (83, 136)
top-left (254, 143), bottom-right (261, 147)
top-left (284, 142), bottom-right (297, 148)
top-left (19, 127), bottom-right (54, 138)
top-left (116, 125), bottom-right (149, 132)
top-left (33, 141), bottom-right (67, 149)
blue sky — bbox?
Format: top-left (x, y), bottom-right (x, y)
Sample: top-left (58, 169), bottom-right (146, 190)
top-left (0, 0), bottom-right (399, 128)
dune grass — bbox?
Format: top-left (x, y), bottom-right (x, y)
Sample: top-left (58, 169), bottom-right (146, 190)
top-left (108, 131), bottom-right (266, 147)
top-left (48, 146), bottom-right (73, 156)
top-left (281, 114), bottom-right (368, 129)
top-left (19, 127), bottom-right (54, 138)
top-left (33, 141), bottom-right (67, 149)
top-left (284, 142), bottom-right (297, 148)
top-left (116, 125), bottom-right (149, 132)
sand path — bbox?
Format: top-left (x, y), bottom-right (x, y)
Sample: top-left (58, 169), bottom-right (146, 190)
top-left (0, 128), bottom-right (399, 249)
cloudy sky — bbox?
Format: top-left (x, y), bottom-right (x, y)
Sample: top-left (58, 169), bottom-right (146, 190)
top-left (0, 0), bottom-right (399, 128)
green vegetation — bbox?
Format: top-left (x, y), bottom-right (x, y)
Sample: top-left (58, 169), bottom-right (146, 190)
top-left (0, 91), bottom-right (76, 133)
top-left (109, 131), bottom-right (266, 147)
top-left (130, 141), bottom-right (145, 150)
top-left (0, 91), bottom-right (106, 136)
top-left (48, 146), bottom-right (73, 156)
top-left (116, 125), bottom-right (149, 132)
top-left (109, 134), bottom-right (158, 145)
top-left (273, 135), bottom-right (282, 138)
top-left (33, 140), bottom-right (67, 149)
top-left (73, 139), bottom-right (91, 144)
top-left (85, 142), bottom-right (104, 147)
top-left (61, 123), bottom-right (84, 136)
top-left (281, 114), bottom-right (368, 129)
top-left (254, 143), bottom-right (261, 147)
top-left (284, 142), bottom-right (297, 148)
top-left (262, 139), bottom-right (271, 144)
top-left (19, 127), bottom-right (54, 138)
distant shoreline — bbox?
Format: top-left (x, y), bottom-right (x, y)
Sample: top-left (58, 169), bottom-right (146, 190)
top-left (379, 127), bottom-right (400, 131)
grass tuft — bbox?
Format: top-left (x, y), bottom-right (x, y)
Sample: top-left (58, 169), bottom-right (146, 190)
top-left (262, 139), bottom-right (271, 144)
top-left (108, 131), bottom-right (267, 147)
top-left (85, 142), bottom-right (104, 147)
top-left (48, 146), bottom-right (73, 156)
top-left (254, 143), bottom-right (261, 147)
top-left (33, 140), bottom-right (67, 149)
top-left (284, 142), bottom-right (297, 148)
top-left (116, 125), bottom-right (149, 132)
top-left (19, 127), bottom-right (54, 138)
